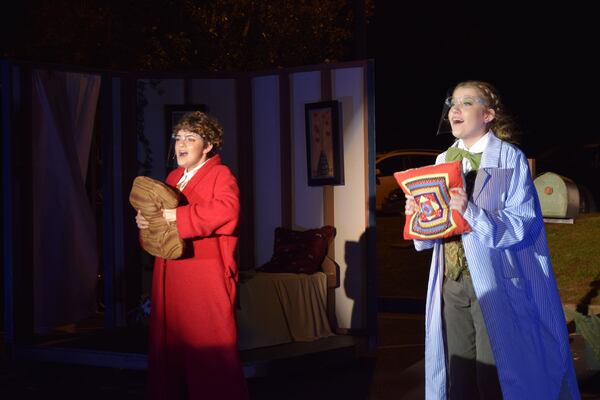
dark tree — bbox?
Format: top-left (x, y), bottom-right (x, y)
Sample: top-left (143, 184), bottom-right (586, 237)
top-left (2, 0), bottom-right (374, 71)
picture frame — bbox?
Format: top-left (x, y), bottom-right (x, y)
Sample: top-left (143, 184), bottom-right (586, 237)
top-left (304, 100), bottom-right (344, 186)
top-left (164, 104), bottom-right (207, 168)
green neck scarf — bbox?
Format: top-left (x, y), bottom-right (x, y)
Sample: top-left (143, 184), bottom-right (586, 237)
top-left (445, 147), bottom-right (482, 171)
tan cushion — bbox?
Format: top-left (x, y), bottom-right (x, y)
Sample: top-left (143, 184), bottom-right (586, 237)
top-left (129, 176), bottom-right (184, 259)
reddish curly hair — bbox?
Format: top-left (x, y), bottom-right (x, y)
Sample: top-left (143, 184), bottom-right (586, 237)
top-left (173, 111), bottom-right (224, 157)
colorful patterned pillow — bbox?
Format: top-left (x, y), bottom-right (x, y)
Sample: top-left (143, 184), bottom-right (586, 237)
top-left (259, 226), bottom-right (336, 274)
top-left (393, 161), bottom-right (471, 240)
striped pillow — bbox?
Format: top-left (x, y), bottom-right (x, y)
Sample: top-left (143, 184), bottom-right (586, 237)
top-left (129, 176), bottom-right (184, 259)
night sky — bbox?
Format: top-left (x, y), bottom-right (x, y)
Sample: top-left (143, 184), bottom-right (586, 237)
top-left (372, 3), bottom-right (599, 158)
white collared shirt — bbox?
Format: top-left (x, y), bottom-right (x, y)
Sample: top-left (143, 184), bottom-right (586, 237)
top-left (455, 131), bottom-right (491, 173)
top-left (176, 160), bottom-right (208, 190)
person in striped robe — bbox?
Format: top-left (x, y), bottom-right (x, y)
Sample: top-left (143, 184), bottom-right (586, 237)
top-left (406, 81), bottom-right (580, 399)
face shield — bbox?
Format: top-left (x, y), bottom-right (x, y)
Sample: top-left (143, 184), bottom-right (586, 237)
top-left (435, 96), bottom-right (453, 136)
top-left (166, 132), bottom-right (205, 169)
top-left (166, 134), bottom-right (178, 169)
top-left (436, 95), bottom-right (490, 136)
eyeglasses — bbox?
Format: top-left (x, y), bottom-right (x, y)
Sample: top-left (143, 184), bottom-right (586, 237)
top-left (444, 96), bottom-right (488, 109)
top-left (172, 133), bottom-right (202, 145)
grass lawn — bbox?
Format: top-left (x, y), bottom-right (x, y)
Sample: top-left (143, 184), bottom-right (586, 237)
top-left (377, 213), bottom-right (600, 306)
top-left (545, 213), bottom-right (600, 306)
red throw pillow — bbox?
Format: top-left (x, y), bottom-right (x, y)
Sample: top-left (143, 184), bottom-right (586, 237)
top-left (260, 226), bottom-right (336, 274)
top-left (393, 161), bottom-right (472, 240)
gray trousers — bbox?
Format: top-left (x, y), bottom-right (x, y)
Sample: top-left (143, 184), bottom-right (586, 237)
top-left (442, 273), bottom-right (503, 400)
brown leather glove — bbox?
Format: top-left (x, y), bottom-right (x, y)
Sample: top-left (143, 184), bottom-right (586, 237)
top-left (129, 176), bottom-right (184, 259)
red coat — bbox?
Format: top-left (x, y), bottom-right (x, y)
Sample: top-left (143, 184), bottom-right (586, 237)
top-left (147, 155), bottom-right (248, 400)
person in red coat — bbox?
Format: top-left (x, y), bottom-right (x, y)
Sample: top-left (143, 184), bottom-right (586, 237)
top-left (136, 111), bottom-right (248, 400)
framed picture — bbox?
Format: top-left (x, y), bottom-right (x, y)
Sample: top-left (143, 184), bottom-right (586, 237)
top-left (304, 100), bottom-right (344, 186)
top-left (164, 104), bottom-right (207, 168)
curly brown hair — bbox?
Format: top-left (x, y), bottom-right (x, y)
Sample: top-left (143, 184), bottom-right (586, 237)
top-left (454, 80), bottom-right (520, 145)
top-left (173, 111), bottom-right (224, 157)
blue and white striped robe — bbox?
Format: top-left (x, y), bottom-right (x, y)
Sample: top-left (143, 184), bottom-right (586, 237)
top-left (415, 133), bottom-right (580, 399)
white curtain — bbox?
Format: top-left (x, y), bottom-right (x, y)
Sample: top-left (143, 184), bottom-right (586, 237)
top-left (32, 69), bottom-right (101, 333)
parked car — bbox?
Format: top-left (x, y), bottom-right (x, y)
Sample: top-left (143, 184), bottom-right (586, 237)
top-left (376, 149), bottom-right (439, 214)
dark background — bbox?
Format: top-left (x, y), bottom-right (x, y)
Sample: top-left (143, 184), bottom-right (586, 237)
top-left (372, 2), bottom-right (599, 205)
top-left (373, 2), bottom-right (598, 154)
top-left (2, 2), bottom-right (597, 154)
top-left (1, 1), bottom-right (598, 199)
